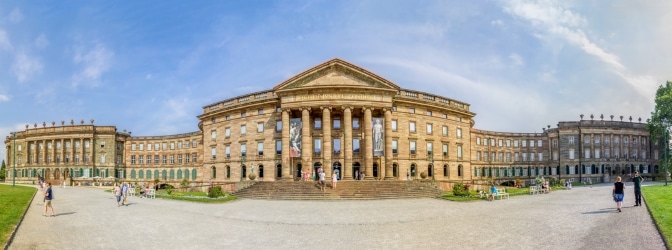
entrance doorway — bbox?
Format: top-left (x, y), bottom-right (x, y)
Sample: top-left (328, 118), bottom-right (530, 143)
top-left (241, 166), bottom-right (247, 179)
top-left (353, 162), bottom-right (361, 179)
top-left (313, 162), bottom-right (322, 180)
top-left (296, 164), bottom-right (302, 178)
top-left (276, 164), bottom-right (282, 178)
top-left (332, 162), bottom-right (342, 180)
top-left (410, 164), bottom-right (416, 178)
top-left (393, 163), bottom-right (398, 177)
top-left (373, 163), bottom-right (378, 178)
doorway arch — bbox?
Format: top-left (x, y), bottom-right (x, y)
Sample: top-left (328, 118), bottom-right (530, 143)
top-left (296, 163), bottom-right (302, 178)
top-left (410, 164), bottom-right (417, 178)
top-left (373, 163), bottom-right (379, 178)
top-left (258, 165), bottom-right (264, 178)
top-left (313, 162), bottom-right (322, 181)
top-left (276, 164), bottom-right (282, 178)
top-left (393, 163), bottom-right (398, 177)
top-left (332, 162), bottom-right (342, 180)
top-left (352, 162), bottom-right (361, 179)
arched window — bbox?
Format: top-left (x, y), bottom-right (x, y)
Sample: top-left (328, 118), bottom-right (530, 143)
top-left (259, 165), bottom-right (264, 178)
top-left (226, 166), bottom-right (231, 178)
top-left (131, 170), bottom-right (136, 179)
top-left (458, 165), bottom-right (463, 177)
top-left (146, 170), bottom-right (151, 179)
top-left (276, 164), bottom-right (282, 178)
top-left (192, 169), bottom-right (197, 180)
top-left (139, 169), bottom-right (144, 179)
top-left (427, 164), bottom-right (433, 177)
top-left (169, 169), bottom-right (175, 179)
top-left (162, 170), bottom-right (167, 180)
top-left (185, 169), bottom-right (190, 179)
top-left (154, 170), bottom-right (159, 179)
top-left (177, 169), bottom-right (183, 179)
top-left (212, 166), bottom-right (217, 179)
top-left (443, 165), bottom-right (448, 177)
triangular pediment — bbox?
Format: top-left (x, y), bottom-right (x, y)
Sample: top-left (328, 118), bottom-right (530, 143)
top-left (273, 58), bottom-right (400, 91)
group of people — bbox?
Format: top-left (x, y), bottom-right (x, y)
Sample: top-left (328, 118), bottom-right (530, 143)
top-left (113, 183), bottom-right (130, 207)
top-left (612, 171), bottom-right (645, 212)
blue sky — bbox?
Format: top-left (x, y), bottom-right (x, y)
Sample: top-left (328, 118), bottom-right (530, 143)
top-left (2, 0), bottom-right (671, 164)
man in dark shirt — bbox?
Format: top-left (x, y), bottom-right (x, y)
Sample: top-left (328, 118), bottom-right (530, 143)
top-left (633, 171), bottom-right (644, 207)
top-left (44, 182), bottom-right (55, 216)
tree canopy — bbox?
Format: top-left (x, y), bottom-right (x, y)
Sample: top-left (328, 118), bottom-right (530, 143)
top-left (647, 81), bottom-right (672, 143)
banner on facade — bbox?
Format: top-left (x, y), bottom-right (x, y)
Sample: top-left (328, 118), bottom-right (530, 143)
top-left (290, 118), bottom-right (302, 157)
top-left (373, 117), bottom-right (384, 156)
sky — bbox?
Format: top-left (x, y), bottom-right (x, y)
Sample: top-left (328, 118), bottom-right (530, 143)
top-left (1, 0), bottom-right (671, 164)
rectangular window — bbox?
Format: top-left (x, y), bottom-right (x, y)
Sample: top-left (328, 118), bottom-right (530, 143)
top-left (241, 125), bottom-right (247, 135)
top-left (426, 123), bottom-right (433, 134)
top-left (499, 152), bottom-right (504, 161)
top-left (514, 140), bottom-right (519, 147)
top-left (333, 118), bottom-right (341, 129)
top-left (276, 140), bottom-right (282, 155)
top-left (443, 144), bottom-right (448, 157)
top-left (276, 121), bottom-right (282, 132)
top-left (353, 139), bottom-right (360, 153)
top-left (161, 155), bottom-right (167, 164)
top-left (442, 126), bottom-right (448, 136)
top-left (258, 142), bottom-right (264, 155)
top-left (139, 155), bottom-right (144, 164)
top-left (170, 142), bottom-right (175, 150)
top-left (211, 148), bottom-right (217, 159)
top-left (529, 140), bottom-right (534, 147)
top-left (225, 128), bottom-right (231, 137)
top-left (315, 118), bottom-right (322, 129)
top-left (584, 136), bottom-right (590, 144)
top-left (241, 112), bottom-right (246, 118)
top-left (170, 155), bottom-right (175, 164)
top-left (148, 143), bottom-right (153, 151)
top-left (391, 120), bottom-right (397, 131)
top-left (241, 144), bottom-right (247, 157)
top-left (66, 141), bottom-right (71, 148)
top-left (192, 153), bottom-right (197, 163)
top-left (410, 141), bottom-right (416, 154)
top-left (225, 145), bottom-right (231, 158)
top-left (442, 113), bottom-right (447, 119)
top-left (569, 149), bottom-right (575, 159)
top-left (132, 144), bottom-right (137, 151)
top-left (484, 152), bottom-right (489, 161)
top-left (490, 139), bottom-right (495, 147)
top-left (477, 152), bottom-right (482, 161)
top-left (177, 141), bottom-right (181, 149)
top-left (333, 138), bottom-right (341, 153)
top-left (74, 141), bottom-right (80, 148)
top-left (410, 122), bottom-right (416, 133)
top-left (353, 118), bottom-right (360, 129)
top-left (392, 140), bottom-right (398, 154)
top-left (522, 140), bottom-right (527, 147)
top-left (498, 139), bottom-right (503, 147)
top-left (537, 139), bottom-right (542, 147)
top-left (530, 153), bottom-right (534, 161)
top-left (84, 141), bottom-right (89, 148)
top-left (514, 153), bottom-right (519, 161)
top-left (506, 139), bottom-right (511, 147)
top-left (258, 109), bottom-right (263, 115)
top-left (569, 136), bottom-right (575, 145)
top-left (457, 145), bottom-right (463, 159)
top-left (178, 155), bottom-right (182, 164)
top-left (140, 143), bottom-right (145, 150)
top-left (426, 111), bottom-right (432, 116)
top-left (523, 153), bottom-right (528, 161)
top-left (427, 142), bottom-right (433, 155)
top-left (409, 108), bottom-right (415, 114)
top-left (595, 149), bottom-right (601, 159)
top-left (257, 122), bottom-right (264, 133)
top-left (476, 138), bottom-right (481, 145)
top-left (154, 155), bottom-right (159, 164)
top-left (226, 115), bottom-right (230, 121)
top-left (131, 155), bottom-right (136, 164)
top-left (314, 138), bottom-right (322, 153)
top-left (585, 149), bottom-right (590, 159)
top-left (192, 139), bottom-right (198, 148)
top-left (162, 142), bottom-right (167, 150)
top-left (185, 141), bottom-right (190, 148)
top-left (506, 152), bottom-right (511, 161)
top-left (212, 118), bottom-right (216, 124)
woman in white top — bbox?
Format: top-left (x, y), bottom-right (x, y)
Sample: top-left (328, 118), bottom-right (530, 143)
top-left (332, 172), bottom-right (338, 189)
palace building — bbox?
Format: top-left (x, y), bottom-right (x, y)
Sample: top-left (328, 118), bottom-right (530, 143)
top-left (4, 59), bottom-right (665, 188)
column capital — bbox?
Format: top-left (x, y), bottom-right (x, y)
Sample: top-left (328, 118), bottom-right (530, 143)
top-left (361, 106), bottom-right (373, 114)
top-left (320, 106), bottom-right (333, 112)
top-left (281, 108), bottom-right (293, 113)
top-left (342, 105), bottom-right (354, 112)
top-left (382, 107), bottom-right (394, 113)
top-left (299, 107), bottom-right (312, 113)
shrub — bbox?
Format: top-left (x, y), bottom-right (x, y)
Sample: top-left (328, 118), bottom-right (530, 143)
top-left (452, 182), bottom-right (470, 197)
top-left (208, 186), bottom-right (224, 198)
top-left (180, 179), bottom-right (189, 191)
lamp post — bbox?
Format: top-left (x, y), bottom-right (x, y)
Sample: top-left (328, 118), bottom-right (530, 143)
top-left (13, 132), bottom-right (16, 187)
top-left (663, 118), bottom-right (669, 186)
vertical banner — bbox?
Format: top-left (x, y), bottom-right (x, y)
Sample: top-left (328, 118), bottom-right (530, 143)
top-left (290, 118), bottom-right (302, 157)
top-left (372, 117), bottom-right (384, 156)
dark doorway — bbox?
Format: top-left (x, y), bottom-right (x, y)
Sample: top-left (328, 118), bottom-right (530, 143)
top-left (313, 162), bottom-right (322, 180)
top-left (353, 162), bottom-right (361, 179)
top-left (373, 163), bottom-right (379, 178)
top-left (296, 164), bottom-right (302, 178)
top-left (332, 162), bottom-right (342, 180)
top-left (276, 164), bottom-right (282, 178)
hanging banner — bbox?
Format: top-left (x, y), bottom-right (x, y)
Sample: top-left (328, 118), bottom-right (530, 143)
top-left (290, 118), bottom-right (302, 157)
top-left (373, 117), bottom-right (384, 156)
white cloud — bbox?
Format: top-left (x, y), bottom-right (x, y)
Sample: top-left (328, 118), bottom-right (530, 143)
top-left (9, 8), bottom-right (23, 23)
top-left (72, 44), bottom-right (114, 87)
top-left (491, 19), bottom-right (504, 27)
top-left (166, 98), bottom-right (189, 118)
top-left (0, 30), bottom-right (12, 51)
top-left (35, 34), bottom-right (49, 49)
top-left (0, 94), bottom-right (9, 102)
top-left (11, 53), bottom-right (43, 83)
top-left (509, 53), bottom-right (524, 67)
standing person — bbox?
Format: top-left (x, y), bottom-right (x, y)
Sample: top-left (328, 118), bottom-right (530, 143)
top-left (114, 184), bottom-right (122, 207)
top-left (632, 171), bottom-right (644, 206)
top-left (613, 176), bottom-right (625, 212)
top-left (121, 183), bottom-right (129, 206)
top-left (331, 171), bottom-right (338, 190)
top-left (319, 170), bottom-right (326, 191)
top-left (43, 182), bottom-right (55, 217)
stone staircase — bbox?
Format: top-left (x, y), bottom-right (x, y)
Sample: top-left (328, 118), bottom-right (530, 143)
top-left (232, 180), bottom-right (445, 200)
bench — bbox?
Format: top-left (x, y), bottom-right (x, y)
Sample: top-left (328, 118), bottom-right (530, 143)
top-left (147, 189), bottom-right (156, 199)
top-left (129, 188), bottom-right (136, 197)
top-left (529, 186), bottom-right (539, 195)
top-left (495, 188), bottom-right (509, 200)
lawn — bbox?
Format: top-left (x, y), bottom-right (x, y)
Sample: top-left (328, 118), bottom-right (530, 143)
top-left (642, 185), bottom-right (672, 245)
top-left (0, 185), bottom-right (36, 247)
top-left (154, 190), bottom-right (238, 203)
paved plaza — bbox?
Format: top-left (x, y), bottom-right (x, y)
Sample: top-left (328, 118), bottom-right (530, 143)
top-left (7, 183), bottom-right (667, 250)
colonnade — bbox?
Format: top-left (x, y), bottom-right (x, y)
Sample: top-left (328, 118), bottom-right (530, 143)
top-left (280, 106), bottom-right (394, 180)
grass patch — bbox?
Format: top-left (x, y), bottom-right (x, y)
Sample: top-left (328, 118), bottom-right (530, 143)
top-left (642, 185), bottom-right (672, 245)
top-left (0, 185), bottom-right (36, 247)
top-left (154, 190), bottom-right (238, 203)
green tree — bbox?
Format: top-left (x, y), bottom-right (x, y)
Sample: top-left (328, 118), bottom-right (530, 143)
top-left (0, 160), bottom-right (5, 181)
top-left (646, 81), bottom-right (672, 180)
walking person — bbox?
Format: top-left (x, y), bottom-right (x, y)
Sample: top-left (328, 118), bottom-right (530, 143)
top-left (121, 183), bottom-right (129, 206)
top-left (43, 182), bottom-right (55, 217)
top-left (632, 171), bottom-right (644, 206)
top-left (613, 176), bottom-right (625, 212)
top-left (319, 170), bottom-right (326, 191)
top-left (114, 184), bottom-right (122, 207)
top-left (332, 171), bottom-right (338, 190)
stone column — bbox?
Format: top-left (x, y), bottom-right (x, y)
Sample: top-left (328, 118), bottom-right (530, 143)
top-left (301, 107), bottom-right (312, 177)
top-left (322, 106), bottom-right (332, 179)
top-left (363, 107), bottom-right (373, 179)
top-left (384, 108), bottom-right (394, 179)
top-left (343, 106), bottom-right (353, 180)
top-left (281, 108), bottom-right (291, 180)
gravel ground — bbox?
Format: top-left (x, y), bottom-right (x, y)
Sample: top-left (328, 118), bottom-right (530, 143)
top-left (8, 182), bottom-right (667, 250)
